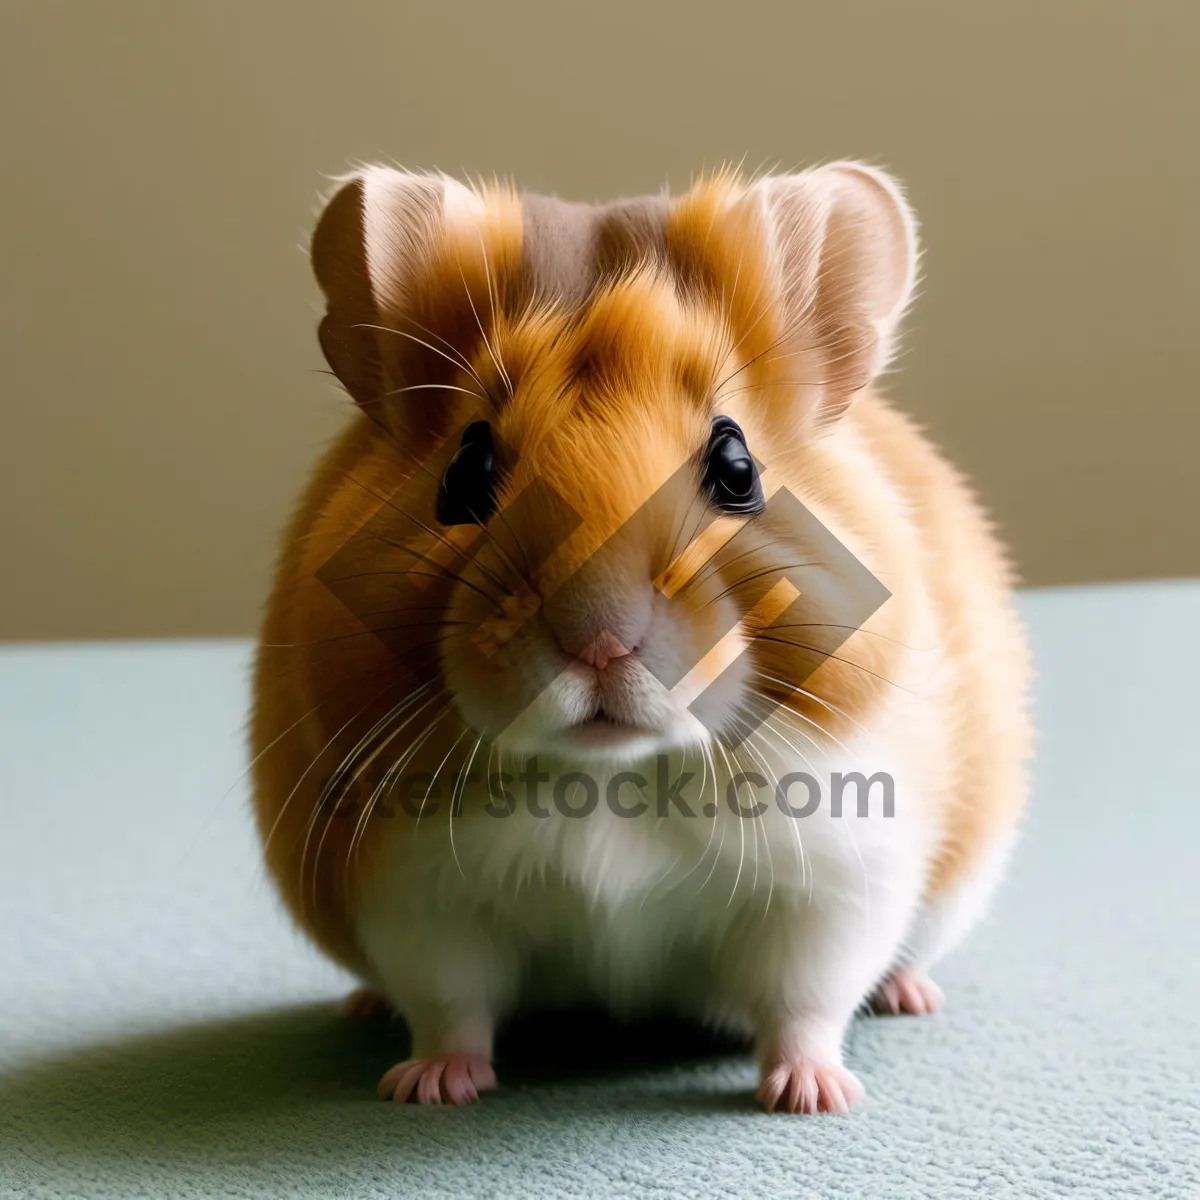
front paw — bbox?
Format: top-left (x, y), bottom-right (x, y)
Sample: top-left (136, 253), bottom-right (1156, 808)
top-left (870, 967), bottom-right (944, 1016)
top-left (377, 1052), bottom-right (498, 1106)
top-left (757, 1056), bottom-right (863, 1114)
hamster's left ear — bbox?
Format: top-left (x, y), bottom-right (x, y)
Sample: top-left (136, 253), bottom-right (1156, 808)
top-left (755, 162), bottom-right (919, 424)
top-left (309, 167), bottom-right (507, 437)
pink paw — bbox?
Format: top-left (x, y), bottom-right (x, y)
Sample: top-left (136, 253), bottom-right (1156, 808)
top-left (758, 1056), bottom-right (864, 1114)
top-left (377, 1052), bottom-right (497, 1106)
top-left (340, 987), bottom-right (390, 1019)
top-left (871, 967), bottom-right (944, 1016)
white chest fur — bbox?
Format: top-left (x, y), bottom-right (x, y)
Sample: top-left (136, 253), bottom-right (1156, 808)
top-left (355, 689), bottom-right (943, 1034)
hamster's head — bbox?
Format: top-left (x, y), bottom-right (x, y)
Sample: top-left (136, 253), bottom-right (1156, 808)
top-left (311, 164), bottom-right (917, 765)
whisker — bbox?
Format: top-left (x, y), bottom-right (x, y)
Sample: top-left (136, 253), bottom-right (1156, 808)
top-left (748, 675), bottom-right (860, 755)
top-left (755, 710), bottom-right (818, 904)
top-left (417, 726), bottom-right (472, 827)
top-left (345, 705), bottom-right (453, 897)
top-left (305, 687), bottom-right (451, 909)
top-left (385, 382), bottom-right (490, 403)
top-left (326, 567), bottom-right (501, 607)
top-left (673, 539), bottom-right (763, 602)
top-left (756, 716), bottom-right (811, 897)
top-left (712, 233), bottom-right (875, 396)
top-left (714, 374), bottom-right (823, 403)
top-left (712, 244), bottom-right (778, 384)
top-left (338, 471), bottom-right (515, 599)
top-left (310, 684), bottom-right (437, 831)
top-left (713, 738), bottom-right (746, 909)
top-left (653, 745), bottom-right (718, 898)
top-left (752, 636), bottom-right (911, 694)
top-left (696, 741), bottom-right (728, 898)
top-left (449, 732), bottom-right (485, 878)
top-left (458, 262), bottom-right (513, 400)
top-left (258, 622), bottom-right (471, 662)
top-left (394, 312), bottom-right (491, 394)
top-left (767, 622), bottom-right (927, 652)
top-left (266, 680), bottom-right (432, 877)
top-left (661, 486), bottom-right (707, 585)
top-left (700, 560), bottom-right (825, 610)
top-left (713, 324), bottom-right (800, 395)
top-left (402, 457), bottom-right (532, 585)
top-left (329, 695), bottom-right (450, 886)
top-left (477, 233), bottom-right (515, 397)
top-left (258, 673), bottom-right (407, 856)
top-left (759, 703), bottom-right (873, 930)
top-left (489, 497), bottom-right (534, 578)
top-left (230, 658), bottom-right (390, 789)
top-left (351, 323), bottom-right (499, 411)
top-left (729, 729), bottom-right (758, 902)
top-left (746, 730), bottom-right (781, 917)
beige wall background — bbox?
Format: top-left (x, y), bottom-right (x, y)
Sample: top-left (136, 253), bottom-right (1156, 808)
top-left (2, 0), bottom-right (1196, 640)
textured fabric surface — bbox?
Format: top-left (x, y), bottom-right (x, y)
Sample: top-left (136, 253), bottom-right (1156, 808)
top-left (1, 583), bottom-right (1197, 1198)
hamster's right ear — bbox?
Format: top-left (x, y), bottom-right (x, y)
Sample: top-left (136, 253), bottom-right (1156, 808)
top-left (310, 168), bottom-right (484, 413)
top-left (755, 162), bottom-right (920, 426)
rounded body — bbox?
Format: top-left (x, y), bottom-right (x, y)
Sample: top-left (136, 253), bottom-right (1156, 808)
top-left (251, 165), bottom-right (1031, 1111)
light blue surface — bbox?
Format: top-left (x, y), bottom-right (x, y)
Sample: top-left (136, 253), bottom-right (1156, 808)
top-left (1, 582), bottom-right (1198, 1198)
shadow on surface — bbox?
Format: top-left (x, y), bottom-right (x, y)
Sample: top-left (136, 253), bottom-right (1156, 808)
top-left (0, 1000), bottom-right (751, 1179)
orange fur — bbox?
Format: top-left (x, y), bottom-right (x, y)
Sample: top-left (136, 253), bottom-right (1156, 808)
top-left (252, 166), bottom-right (1029, 982)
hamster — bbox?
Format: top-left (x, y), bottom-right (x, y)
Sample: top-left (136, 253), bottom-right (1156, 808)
top-left (251, 162), bottom-right (1031, 1113)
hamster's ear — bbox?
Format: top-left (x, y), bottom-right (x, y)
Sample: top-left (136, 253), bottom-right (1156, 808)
top-left (310, 167), bottom-right (483, 413)
top-left (756, 162), bottom-right (919, 424)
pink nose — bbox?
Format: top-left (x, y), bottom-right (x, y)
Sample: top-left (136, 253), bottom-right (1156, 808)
top-left (576, 631), bottom-right (634, 672)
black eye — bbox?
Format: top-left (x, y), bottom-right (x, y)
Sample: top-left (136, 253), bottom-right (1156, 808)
top-left (703, 416), bottom-right (764, 516)
top-left (437, 421), bottom-right (497, 526)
